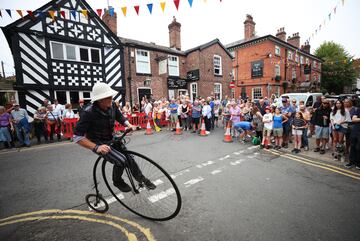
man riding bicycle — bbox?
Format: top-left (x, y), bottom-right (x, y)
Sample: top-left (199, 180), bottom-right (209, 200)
top-left (74, 82), bottom-right (156, 192)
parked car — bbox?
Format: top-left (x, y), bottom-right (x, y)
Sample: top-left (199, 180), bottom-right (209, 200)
top-left (280, 93), bottom-right (323, 107)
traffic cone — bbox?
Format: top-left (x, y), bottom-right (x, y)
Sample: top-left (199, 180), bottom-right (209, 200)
top-left (199, 119), bottom-right (207, 137)
top-left (223, 122), bottom-right (233, 143)
top-left (145, 119), bottom-right (153, 135)
top-left (175, 120), bottom-right (182, 135)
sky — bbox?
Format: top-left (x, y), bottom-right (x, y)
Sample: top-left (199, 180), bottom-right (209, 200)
top-left (0, 0), bottom-right (359, 77)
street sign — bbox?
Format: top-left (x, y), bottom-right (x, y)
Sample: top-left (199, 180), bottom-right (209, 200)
top-left (229, 81), bottom-right (235, 89)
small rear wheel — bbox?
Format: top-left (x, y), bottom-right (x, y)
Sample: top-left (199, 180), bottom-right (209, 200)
top-left (85, 194), bottom-right (109, 213)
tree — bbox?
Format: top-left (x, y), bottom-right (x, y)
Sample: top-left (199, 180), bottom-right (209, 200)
top-left (314, 41), bottom-right (358, 94)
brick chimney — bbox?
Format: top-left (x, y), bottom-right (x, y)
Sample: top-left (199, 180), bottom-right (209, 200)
top-left (276, 27), bottom-right (286, 42)
top-left (244, 14), bottom-right (256, 41)
top-left (301, 41), bottom-right (311, 53)
top-left (287, 32), bottom-right (300, 48)
top-left (102, 7), bottom-right (117, 35)
top-left (168, 16), bottom-right (181, 50)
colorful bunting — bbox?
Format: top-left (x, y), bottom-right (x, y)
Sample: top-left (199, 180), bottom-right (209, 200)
top-left (38, 11), bottom-right (45, 19)
top-left (188, 0), bottom-right (193, 7)
top-left (16, 10), bottom-right (23, 18)
top-left (174, 0), bottom-right (180, 10)
top-left (109, 7), bottom-right (114, 16)
top-left (60, 10), bottom-right (65, 19)
top-left (70, 10), bottom-right (77, 20)
top-left (160, 2), bottom-right (166, 12)
top-left (96, 9), bottom-right (102, 17)
top-left (121, 7), bottom-right (127, 17)
top-left (134, 6), bottom-right (140, 15)
top-left (81, 10), bottom-right (88, 18)
top-left (147, 3), bottom-right (153, 14)
top-left (48, 10), bottom-right (55, 20)
top-left (27, 10), bottom-right (35, 20)
top-left (6, 9), bottom-right (12, 18)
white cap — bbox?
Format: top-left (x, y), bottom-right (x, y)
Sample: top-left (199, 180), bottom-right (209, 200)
top-left (91, 82), bottom-right (117, 102)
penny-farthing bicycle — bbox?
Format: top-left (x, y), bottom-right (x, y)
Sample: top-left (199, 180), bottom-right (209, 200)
top-left (85, 128), bottom-right (182, 221)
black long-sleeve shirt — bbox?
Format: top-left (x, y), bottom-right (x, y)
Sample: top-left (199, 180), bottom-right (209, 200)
top-left (74, 102), bottom-right (128, 144)
top-left (313, 106), bottom-right (331, 127)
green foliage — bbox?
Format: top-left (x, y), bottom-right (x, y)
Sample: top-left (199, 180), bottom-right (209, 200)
top-left (314, 41), bottom-right (358, 94)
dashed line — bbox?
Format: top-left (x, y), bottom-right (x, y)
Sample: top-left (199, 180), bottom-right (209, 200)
top-left (148, 188), bottom-right (176, 203)
top-left (89, 193), bottom-right (124, 210)
top-left (171, 169), bottom-right (190, 179)
top-left (196, 160), bottom-right (215, 168)
top-left (184, 177), bottom-right (204, 188)
top-left (219, 155), bottom-right (230, 161)
top-left (230, 159), bottom-right (245, 166)
top-left (248, 155), bottom-right (256, 159)
top-left (247, 146), bottom-right (259, 150)
top-left (210, 170), bottom-right (222, 175)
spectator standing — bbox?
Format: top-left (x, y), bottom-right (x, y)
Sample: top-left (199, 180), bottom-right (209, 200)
top-left (202, 99), bottom-right (212, 134)
top-left (63, 103), bottom-right (75, 118)
top-left (273, 107), bottom-right (288, 150)
top-left (344, 106), bottom-right (360, 169)
top-left (251, 106), bottom-right (263, 141)
top-left (292, 112), bottom-right (307, 154)
top-left (209, 97), bottom-right (215, 130)
top-left (143, 99), bottom-right (153, 118)
top-left (169, 99), bottom-right (178, 131)
top-left (256, 97), bottom-right (267, 115)
top-left (261, 106), bottom-right (273, 149)
top-left (33, 107), bottom-right (48, 144)
top-left (313, 100), bottom-right (332, 154)
top-left (330, 100), bottom-right (351, 158)
top-left (344, 99), bottom-right (357, 156)
top-left (11, 103), bottom-right (31, 147)
top-left (180, 100), bottom-right (190, 131)
top-left (152, 102), bottom-right (162, 132)
top-left (52, 99), bottom-right (64, 116)
top-left (122, 102), bottom-right (132, 116)
top-left (229, 101), bottom-right (241, 138)
top-left (222, 103), bottom-right (231, 130)
top-left (280, 99), bottom-right (294, 148)
top-left (299, 105), bottom-right (311, 151)
top-left (0, 106), bottom-right (13, 148)
top-left (77, 99), bottom-right (86, 118)
top-left (191, 100), bottom-right (202, 133)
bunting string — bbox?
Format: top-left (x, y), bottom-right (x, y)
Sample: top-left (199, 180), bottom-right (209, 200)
top-left (0, 0), bottom-right (223, 21)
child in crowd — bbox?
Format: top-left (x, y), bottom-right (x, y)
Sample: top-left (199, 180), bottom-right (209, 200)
top-left (292, 112), bottom-right (307, 154)
top-left (261, 106), bottom-right (273, 149)
top-left (273, 107), bottom-right (288, 150)
top-left (214, 103), bottom-right (220, 128)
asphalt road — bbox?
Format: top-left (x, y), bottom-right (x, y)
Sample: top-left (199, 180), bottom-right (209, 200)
top-left (0, 128), bottom-right (359, 241)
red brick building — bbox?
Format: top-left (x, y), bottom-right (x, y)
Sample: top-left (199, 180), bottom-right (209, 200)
top-left (226, 15), bottom-right (323, 100)
top-left (104, 16), bottom-right (233, 105)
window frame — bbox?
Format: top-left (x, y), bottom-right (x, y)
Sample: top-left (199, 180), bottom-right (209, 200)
top-left (214, 83), bottom-right (222, 100)
top-left (287, 51), bottom-right (293, 60)
top-left (213, 55), bottom-right (222, 76)
top-left (252, 87), bottom-right (262, 100)
top-left (135, 49), bottom-right (151, 74)
top-left (50, 41), bottom-right (101, 64)
top-left (275, 46), bottom-right (281, 56)
top-left (275, 64), bottom-right (281, 77)
top-left (168, 55), bottom-right (179, 76)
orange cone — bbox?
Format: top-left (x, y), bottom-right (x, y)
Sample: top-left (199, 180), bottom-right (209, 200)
top-left (223, 122), bottom-right (233, 143)
top-left (175, 120), bottom-right (182, 135)
top-left (199, 119), bottom-right (207, 137)
top-left (145, 119), bottom-right (153, 135)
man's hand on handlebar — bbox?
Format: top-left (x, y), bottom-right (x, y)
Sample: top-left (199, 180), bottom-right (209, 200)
top-left (97, 144), bottom-right (111, 155)
top-left (127, 124), bottom-right (138, 131)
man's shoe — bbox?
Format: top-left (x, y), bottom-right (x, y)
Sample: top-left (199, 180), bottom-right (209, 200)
top-left (143, 178), bottom-right (156, 190)
top-left (319, 149), bottom-right (326, 155)
top-left (344, 163), bottom-right (354, 169)
top-left (314, 147), bottom-right (320, 152)
top-left (114, 181), bottom-right (132, 193)
top-left (304, 146), bottom-right (309, 151)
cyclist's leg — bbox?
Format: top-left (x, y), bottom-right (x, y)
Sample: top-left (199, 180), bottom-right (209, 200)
top-left (109, 148), bottom-right (144, 182)
top-left (104, 150), bottom-right (126, 183)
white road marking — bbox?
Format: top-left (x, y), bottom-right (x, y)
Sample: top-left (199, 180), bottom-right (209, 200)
top-left (219, 155), bottom-right (230, 161)
top-left (153, 179), bottom-right (164, 186)
top-left (254, 152), bottom-right (259, 155)
top-left (230, 159), bottom-right (246, 166)
top-left (247, 146), bottom-right (259, 150)
top-left (233, 152), bottom-right (240, 155)
top-left (171, 169), bottom-right (190, 179)
top-left (148, 188), bottom-right (176, 203)
top-left (184, 177), bottom-right (204, 188)
top-left (211, 170), bottom-right (222, 175)
top-left (237, 150), bottom-right (245, 154)
top-left (248, 155), bottom-right (256, 159)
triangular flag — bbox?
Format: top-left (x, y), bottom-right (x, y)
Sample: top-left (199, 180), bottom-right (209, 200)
top-left (0, 10), bottom-right (2, 18)
top-left (121, 7), bottom-right (127, 17)
top-left (319, 24), bottom-right (321, 30)
top-left (147, 3), bottom-right (153, 14)
top-left (16, 10), bottom-right (23, 18)
top-left (6, 9), bottom-right (12, 18)
top-left (27, 10), bottom-right (35, 20)
top-left (188, 0), bottom-right (193, 7)
top-left (134, 6), bottom-right (140, 15)
top-left (38, 11), bottom-right (45, 19)
top-left (328, 13), bottom-right (331, 20)
top-left (60, 10), bottom-right (66, 19)
top-left (71, 10), bottom-right (76, 20)
top-left (81, 10), bottom-right (88, 18)
top-left (109, 7), bottom-right (114, 16)
top-left (334, 6), bottom-right (337, 14)
top-left (174, 0), bottom-right (180, 10)
top-left (48, 10), bottom-right (55, 20)
top-left (96, 9), bottom-right (102, 17)
top-left (160, 2), bottom-right (166, 12)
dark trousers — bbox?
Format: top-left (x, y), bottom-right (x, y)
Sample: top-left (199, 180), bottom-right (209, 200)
top-left (302, 128), bottom-right (309, 147)
top-left (104, 147), bottom-right (144, 185)
top-left (204, 116), bottom-right (211, 131)
top-left (349, 132), bottom-right (360, 166)
top-left (34, 122), bottom-right (48, 142)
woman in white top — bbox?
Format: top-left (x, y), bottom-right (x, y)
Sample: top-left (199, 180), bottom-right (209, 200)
top-left (330, 100), bottom-right (351, 149)
top-left (62, 103), bottom-right (75, 119)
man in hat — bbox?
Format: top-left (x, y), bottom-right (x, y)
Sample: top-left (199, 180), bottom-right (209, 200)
top-left (74, 82), bottom-right (156, 192)
top-left (11, 102), bottom-right (31, 147)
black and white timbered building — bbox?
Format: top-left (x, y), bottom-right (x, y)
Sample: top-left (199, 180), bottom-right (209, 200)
top-left (2, 0), bottom-right (125, 117)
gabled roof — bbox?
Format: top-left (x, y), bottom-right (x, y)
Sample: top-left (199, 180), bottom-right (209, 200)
top-left (226, 35), bottom-right (323, 62)
top-left (119, 37), bottom-right (186, 56)
top-left (2, 0), bottom-right (122, 52)
top-left (185, 39), bottom-right (234, 59)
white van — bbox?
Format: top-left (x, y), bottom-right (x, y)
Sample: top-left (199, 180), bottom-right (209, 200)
top-left (279, 93), bottom-right (323, 108)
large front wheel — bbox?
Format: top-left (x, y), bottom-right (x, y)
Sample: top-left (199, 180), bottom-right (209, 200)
top-left (102, 150), bottom-right (182, 221)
